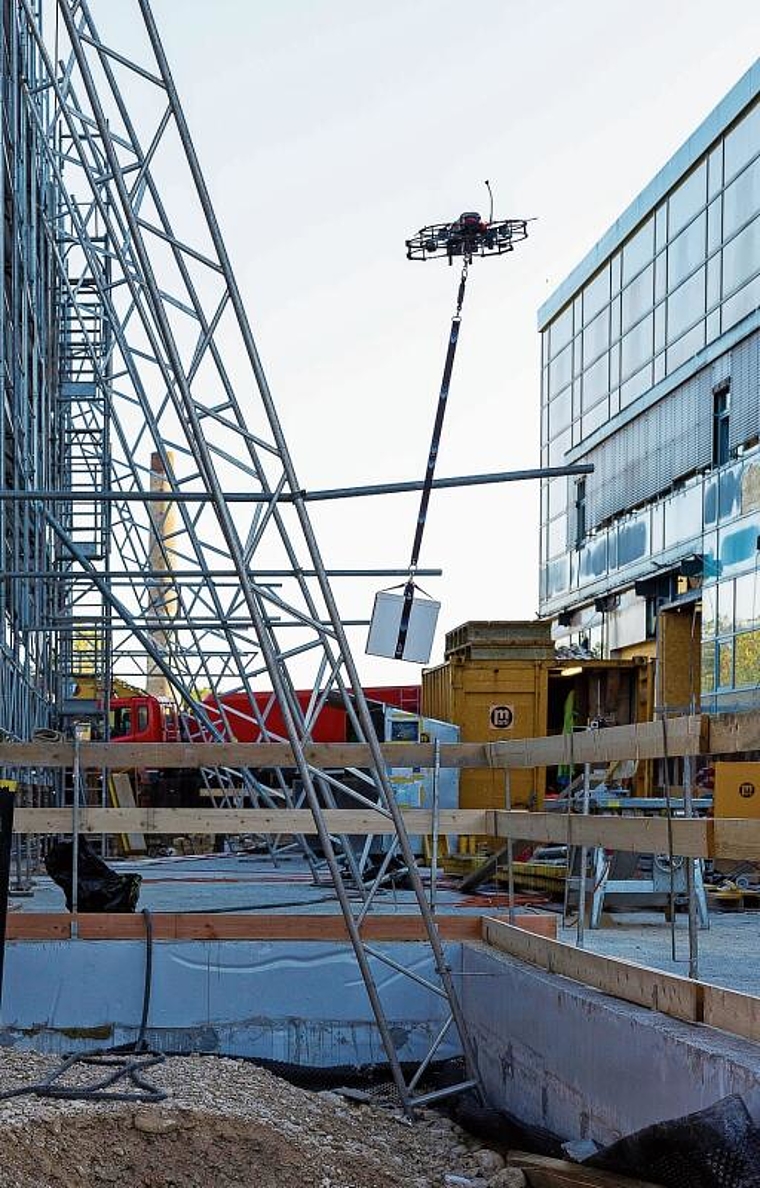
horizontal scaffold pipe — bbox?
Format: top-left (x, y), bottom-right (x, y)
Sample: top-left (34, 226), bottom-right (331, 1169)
top-left (0, 464), bottom-right (593, 504)
top-left (0, 715), bottom-right (708, 770)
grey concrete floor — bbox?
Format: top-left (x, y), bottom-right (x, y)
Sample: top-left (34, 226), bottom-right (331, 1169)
top-left (559, 909), bottom-right (760, 994)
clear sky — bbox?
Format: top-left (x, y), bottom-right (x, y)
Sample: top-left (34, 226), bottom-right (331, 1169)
top-left (143, 2), bottom-right (759, 682)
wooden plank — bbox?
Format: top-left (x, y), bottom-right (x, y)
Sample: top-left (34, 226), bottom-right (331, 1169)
top-left (508, 1153), bottom-right (662, 1188)
top-left (5, 910), bottom-right (557, 943)
top-left (490, 810), bottom-right (713, 858)
top-left (712, 818), bottom-right (760, 860)
top-left (0, 715), bottom-right (708, 770)
top-left (707, 711), bottom-right (760, 755)
top-left (482, 917), bottom-right (701, 1022)
top-left (11, 807), bottom-right (489, 836)
top-left (488, 715), bottom-right (706, 769)
top-left (703, 983), bottom-right (760, 1043)
top-left (109, 772), bottom-right (146, 854)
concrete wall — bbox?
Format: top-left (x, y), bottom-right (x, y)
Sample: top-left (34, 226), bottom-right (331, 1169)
top-left (0, 939), bottom-right (462, 1067)
top-left (460, 943), bottom-right (760, 1145)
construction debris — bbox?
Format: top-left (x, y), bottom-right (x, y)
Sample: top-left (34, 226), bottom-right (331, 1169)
top-left (0, 1052), bottom-right (517, 1188)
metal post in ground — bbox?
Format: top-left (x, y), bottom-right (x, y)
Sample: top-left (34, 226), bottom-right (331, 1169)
top-left (430, 739), bottom-right (441, 914)
top-left (683, 753), bottom-right (699, 980)
top-left (505, 770), bottom-right (516, 925)
top-left (576, 762), bottom-right (592, 948)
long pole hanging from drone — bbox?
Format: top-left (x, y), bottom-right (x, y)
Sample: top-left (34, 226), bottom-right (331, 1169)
top-left (395, 262), bottom-right (468, 659)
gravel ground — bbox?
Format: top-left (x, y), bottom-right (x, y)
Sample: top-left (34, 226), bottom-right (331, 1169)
top-left (0, 1051), bottom-right (518, 1188)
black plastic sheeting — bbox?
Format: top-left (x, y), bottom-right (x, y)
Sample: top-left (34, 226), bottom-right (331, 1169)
top-left (45, 838), bottom-right (141, 913)
top-left (587, 1095), bottom-right (760, 1188)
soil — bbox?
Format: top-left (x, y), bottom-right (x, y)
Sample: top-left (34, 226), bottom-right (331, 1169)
top-left (0, 1052), bottom-right (512, 1188)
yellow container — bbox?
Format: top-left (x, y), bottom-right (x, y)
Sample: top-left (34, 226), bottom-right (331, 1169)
top-left (714, 762), bottom-right (760, 819)
top-left (422, 655), bottom-right (549, 810)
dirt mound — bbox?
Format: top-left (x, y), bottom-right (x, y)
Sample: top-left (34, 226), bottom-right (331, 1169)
top-left (0, 1053), bottom-right (510, 1188)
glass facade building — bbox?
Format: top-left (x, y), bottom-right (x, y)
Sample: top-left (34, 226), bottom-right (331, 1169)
top-left (539, 60), bottom-right (760, 710)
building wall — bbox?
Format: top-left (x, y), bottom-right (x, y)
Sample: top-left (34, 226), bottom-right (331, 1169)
top-left (538, 61), bottom-right (760, 710)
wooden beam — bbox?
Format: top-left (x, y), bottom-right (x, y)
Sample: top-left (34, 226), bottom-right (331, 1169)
top-left (12, 806), bottom-right (489, 836)
top-left (490, 810), bottom-right (715, 858)
top-left (508, 1153), bottom-right (662, 1188)
top-left (6, 911), bottom-right (558, 943)
top-left (0, 714), bottom-right (708, 770)
top-left (488, 714), bottom-right (706, 768)
top-left (482, 917), bottom-right (701, 1022)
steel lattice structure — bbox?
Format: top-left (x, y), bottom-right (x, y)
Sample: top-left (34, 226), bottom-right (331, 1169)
top-left (0, 0), bottom-right (484, 1113)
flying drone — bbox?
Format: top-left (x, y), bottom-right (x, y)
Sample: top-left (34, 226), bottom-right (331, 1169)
top-left (406, 182), bottom-right (529, 264)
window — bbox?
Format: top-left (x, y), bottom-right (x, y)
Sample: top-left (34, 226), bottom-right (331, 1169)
top-left (622, 217), bottom-right (654, 284)
top-left (713, 383), bottom-right (731, 468)
top-left (724, 101), bottom-right (760, 183)
top-left (137, 704), bottom-right (149, 734)
top-left (668, 162), bottom-right (706, 237)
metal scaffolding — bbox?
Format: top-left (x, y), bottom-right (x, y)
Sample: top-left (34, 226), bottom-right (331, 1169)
top-left (0, 0), bottom-right (486, 1112)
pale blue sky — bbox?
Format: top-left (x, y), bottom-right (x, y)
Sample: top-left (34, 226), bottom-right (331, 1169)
top-left (115, 2), bottom-right (760, 679)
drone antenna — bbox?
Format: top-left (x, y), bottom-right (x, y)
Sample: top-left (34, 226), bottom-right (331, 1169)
top-left (485, 179), bottom-right (494, 223)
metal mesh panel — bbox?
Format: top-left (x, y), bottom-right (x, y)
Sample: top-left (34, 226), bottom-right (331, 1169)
top-left (729, 330), bottom-right (760, 453)
top-left (584, 364), bottom-right (713, 531)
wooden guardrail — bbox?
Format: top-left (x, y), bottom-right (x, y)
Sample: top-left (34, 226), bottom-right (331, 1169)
top-left (482, 917), bottom-right (760, 1045)
top-left (0, 713), bottom-right (708, 770)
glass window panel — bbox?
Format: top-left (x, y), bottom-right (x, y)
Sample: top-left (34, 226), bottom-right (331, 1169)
top-left (583, 267), bottom-right (610, 323)
top-left (653, 351), bottom-right (665, 383)
top-left (549, 385), bottom-right (572, 437)
top-left (610, 294), bottom-right (621, 340)
top-left (622, 217), bottom-right (654, 285)
top-left (621, 313), bottom-right (653, 378)
top-left (549, 305), bottom-right (573, 357)
top-left (668, 162), bottom-right (706, 237)
top-left (622, 263), bottom-right (653, 333)
top-left (548, 514), bottom-right (566, 557)
top-left (723, 213), bottom-right (760, 294)
top-left (722, 273), bottom-right (760, 332)
top-left (717, 579), bottom-right (734, 634)
top-left (667, 267), bottom-right (705, 342)
top-left (735, 629), bottom-right (760, 687)
top-left (574, 294), bottom-right (582, 332)
top-left (582, 398), bottom-right (608, 439)
top-left (654, 253), bottom-right (667, 302)
top-left (582, 354), bottom-right (608, 408)
top-left (702, 585), bottom-right (717, 636)
top-left (655, 204), bottom-right (668, 253)
top-left (573, 333), bottom-right (583, 377)
top-left (618, 512), bottom-right (649, 565)
top-left (548, 476), bottom-right (568, 519)
top-left (548, 427), bottom-right (571, 466)
top-left (724, 100), bottom-right (760, 183)
top-left (609, 341), bottom-right (620, 386)
top-left (719, 462), bottom-right (742, 521)
top-left (542, 331), bottom-right (550, 366)
top-left (708, 144), bottom-right (723, 199)
top-left (620, 363), bottom-right (652, 408)
top-left (707, 307), bottom-right (721, 342)
top-left (548, 342), bottom-right (572, 397)
top-left (717, 639), bottom-right (734, 688)
top-left (583, 306), bottom-right (609, 363)
top-left (701, 641), bottom-right (715, 693)
top-left (663, 483), bottom-right (702, 549)
top-left (668, 212), bottom-right (706, 289)
top-left (546, 554), bottom-right (570, 598)
top-left (666, 321), bottom-right (705, 373)
top-left (735, 570), bottom-right (760, 630)
top-left (707, 198), bottom-right (722, 252)
top-left (724, 155), bottom-right (760, 239)
top-left (611, 252), bottom-right (622, 293)
top-left (707, 254), bottom-right (721, 310)
top-left (719, 513), bottom-right (760, 573)
top-left (654, 302), bottom-right (666, 352)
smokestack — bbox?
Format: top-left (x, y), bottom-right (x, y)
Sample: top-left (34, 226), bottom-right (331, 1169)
top-left (146, 450), bottom-right (178, 698)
